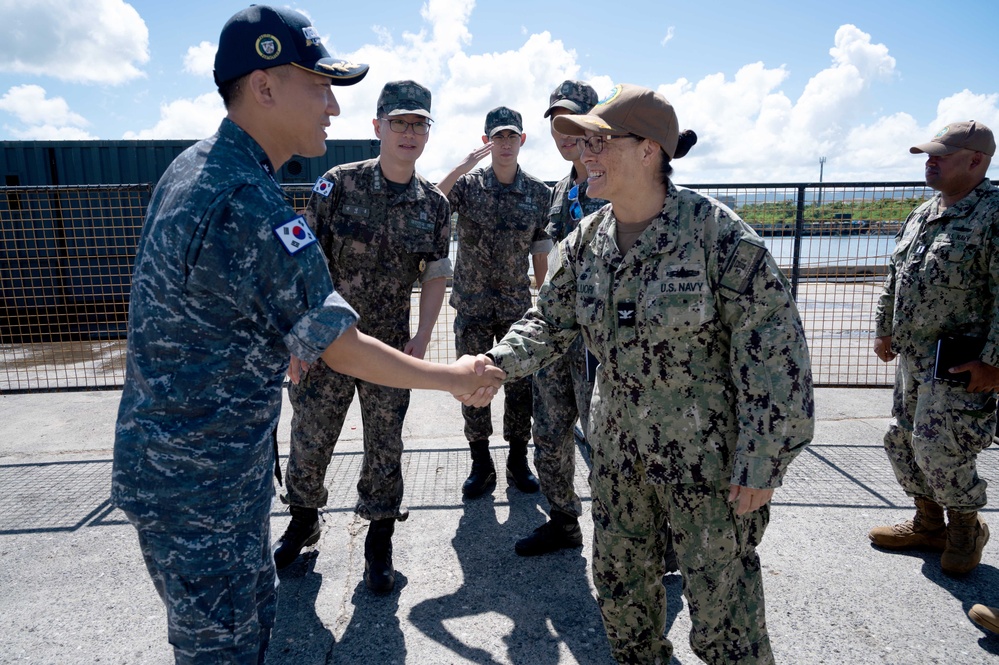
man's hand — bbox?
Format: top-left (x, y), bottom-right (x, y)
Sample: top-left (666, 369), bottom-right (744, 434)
top-left (728, 485), bottom-right (775, 516)
top-left (286, 355), bottom-right (311, 384)
top-left (457, 143), bottom-right (494, 173)
top-left (949, 359), bottom-right (999, 393)
top-left (452, 354), bottom-right (505, 407)
top-left (403, 333), bottom-right (431, 359)
top-left (873, 335), bottom-right (896, 363)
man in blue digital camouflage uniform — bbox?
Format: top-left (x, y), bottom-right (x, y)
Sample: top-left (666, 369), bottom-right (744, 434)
top-left (111, 7), bottom-right (502, 663)
top-left (438, 107), bottom-right (553, 499)
top-left (274, 81), bottom-right (452, 593)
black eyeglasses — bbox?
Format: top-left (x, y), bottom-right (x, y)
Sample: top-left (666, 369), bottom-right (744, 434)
top-left (568, 184), bottom-right (582, 221)
top-left (490, 132), bottom-right (521, 144)
top-left (381, 118), bottom-right (431, 135)
top-left (575, 134), bottom-right (636, 154)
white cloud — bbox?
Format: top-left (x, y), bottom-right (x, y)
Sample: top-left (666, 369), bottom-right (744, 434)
top-left (114, 7), bottom-right (999, 184)
top-left (829, 24), bottom-right (896, 82)
top-left (3, 124), bottom-right (96, 140)
top-left (122, 92), bottom-right (223, 140)
top-left (0, 85), bottom-right (89, 127)
top-left (184, 41), bottom-right (217, 78)
top-left (651, 23), bottom-right (979, 183)
top-left (930, 90), bottom-right (999, 133)
top-left (661, 27), bottom-right (675, 47)
top-left (318, 0), bottom-right (587, 182)
top-left (0, 85), bottom-right (95, 138)
top-left (0, 0), bottom-right (149, 85)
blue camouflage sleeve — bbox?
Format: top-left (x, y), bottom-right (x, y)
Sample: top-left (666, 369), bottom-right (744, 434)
top-left (187, 185), bottom-right (358, 363)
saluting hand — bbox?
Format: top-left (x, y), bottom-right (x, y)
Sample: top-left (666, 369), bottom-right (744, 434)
top-left (457, 143), bottom-right (494, 174)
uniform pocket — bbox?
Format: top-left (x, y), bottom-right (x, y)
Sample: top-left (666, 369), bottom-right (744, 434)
top-left (923, 240), bottom-right (970, 289)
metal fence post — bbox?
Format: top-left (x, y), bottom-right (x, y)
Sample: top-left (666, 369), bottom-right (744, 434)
top-left (790, 185), bottom-right (806, 299)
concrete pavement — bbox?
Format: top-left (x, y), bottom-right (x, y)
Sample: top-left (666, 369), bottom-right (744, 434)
top-left (1, 387), bottom-right (998, 664)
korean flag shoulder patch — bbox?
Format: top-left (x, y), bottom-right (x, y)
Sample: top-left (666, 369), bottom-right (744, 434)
top-left (273, 215), bottom-right (317, 256)
top-left (313, 176), bottom-right (335, 197)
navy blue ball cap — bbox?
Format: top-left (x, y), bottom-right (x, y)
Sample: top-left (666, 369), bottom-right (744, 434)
top-left (213, 5), bottom-right (369, 86)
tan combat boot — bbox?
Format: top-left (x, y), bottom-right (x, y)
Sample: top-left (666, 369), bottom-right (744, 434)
top-left (868, 496), bottom-right (947, 551)
top-left (969, 604), bottom-right (999, 634)
top-left (941, 510), bottom-right (990, 575)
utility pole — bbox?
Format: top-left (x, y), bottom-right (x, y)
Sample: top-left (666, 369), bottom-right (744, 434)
top-left (818, 156), bottom-right (826, 209)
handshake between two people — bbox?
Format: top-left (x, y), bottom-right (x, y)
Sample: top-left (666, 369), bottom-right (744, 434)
top-left (287, 325), bottom-right (506, 407)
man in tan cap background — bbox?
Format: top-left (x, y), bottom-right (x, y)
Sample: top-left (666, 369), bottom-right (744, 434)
top-left (870, 120), bottom-right (999, 579)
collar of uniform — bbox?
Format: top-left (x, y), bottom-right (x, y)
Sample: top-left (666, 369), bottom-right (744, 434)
top-left (373, 163), bottom-right (422, 198)
top-left (928, 177), bottom-right (994, 222)
top-left (484, 165), bottom-right (526, 193)
top-left (218, 117), bottom-right (277, 182)
top-left (590, 181), bottom-right (678, 261)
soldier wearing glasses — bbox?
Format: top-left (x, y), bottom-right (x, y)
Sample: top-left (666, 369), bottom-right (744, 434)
top-left (438, 107), bottom-right (553, 499)
top-left (275, 81), bottom-right (453, 593)
top-left (481, 84), bottom-right (813, 664)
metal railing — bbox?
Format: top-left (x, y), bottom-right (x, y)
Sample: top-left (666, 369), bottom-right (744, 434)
top-left (2, 181), bottom-right (961, 393)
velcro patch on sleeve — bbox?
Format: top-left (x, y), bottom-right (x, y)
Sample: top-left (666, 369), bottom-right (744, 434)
top-left (273, 215), bottom-right (317, 256)
top-left (313, 177), bottom-right (334, 197)
top-left (719, 239), bottom-right (767, 295)
top-left (547, 241), bottom-right (564, 281)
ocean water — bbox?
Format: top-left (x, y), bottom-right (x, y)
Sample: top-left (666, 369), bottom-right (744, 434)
top-left (449, 234), bottom-right (897, 275)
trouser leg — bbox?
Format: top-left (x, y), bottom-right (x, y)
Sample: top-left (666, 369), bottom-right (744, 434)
top-left (667, 480), bottom-right (774, 665)
top-left (532, 351), bottom-right (582, 517)
top-left (454, 314), bottom-right (495, 443)
top-left (355, 378), bottom-right (410, 521)
top-left (130, 516), bottom-right (276, 665)
top-left (589, 441), bottom-right (672, 664)
top-left (884, 355), bottom-right (993, 510)
top-left (285, 361), bottom-right (354, 508)
top-left (882, 356), bottom-right (934, 499)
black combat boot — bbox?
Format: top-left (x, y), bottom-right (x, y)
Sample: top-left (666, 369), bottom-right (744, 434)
top-left (462, 439), bottom-right (496, 498)
top-left (364, 518), bottom-right (396, 593)
top-left (515, 509), bottom-right (583, 556)
top-left (506, 439), bottom-right (539, 493)
top-left (273, 505), bottom-right (320, 570)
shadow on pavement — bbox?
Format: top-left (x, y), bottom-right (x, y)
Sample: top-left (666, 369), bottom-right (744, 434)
top-left (269, 551), bottom-right (335, 663)
top-left (409, 488), bottom-right (613, 665)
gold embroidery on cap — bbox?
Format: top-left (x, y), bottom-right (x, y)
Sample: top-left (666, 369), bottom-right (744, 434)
top-left (317, 61), bottom-right (359, 74)
top-left (255, 34), bottom-right (281, 60)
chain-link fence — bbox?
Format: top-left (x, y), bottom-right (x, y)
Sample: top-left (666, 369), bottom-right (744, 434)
top-left (1, 180), bottom-right (962, 393)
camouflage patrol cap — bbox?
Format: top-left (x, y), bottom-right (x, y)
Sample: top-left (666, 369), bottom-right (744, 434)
top-left (377, 80), bottom-right (433, 120)
top-left (484, 106), bottom-right (523, 137)
top-left (544, 80), bottom-right (598, 118)
top-left (910, 121), bottom-right (995, 157)
top-left (553, 83), bottom-right (680, 159)
top-left (213, 5), bottom-right (369, 87)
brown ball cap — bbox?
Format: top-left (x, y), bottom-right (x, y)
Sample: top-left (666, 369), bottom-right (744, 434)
top-left (552, 83), bottom-right (679, 158)
top-left (910, 120), bottom-right (995, 157)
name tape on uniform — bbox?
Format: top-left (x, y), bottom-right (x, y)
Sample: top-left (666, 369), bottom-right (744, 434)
top-left (273, 215), bottom-right (317, 256)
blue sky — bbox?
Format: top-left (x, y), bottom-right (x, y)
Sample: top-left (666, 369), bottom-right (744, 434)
top-left (2, 0), bottom-right (997, 183)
